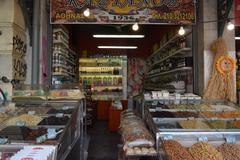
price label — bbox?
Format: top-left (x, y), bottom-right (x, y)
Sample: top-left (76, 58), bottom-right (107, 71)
top-left (16, 121), bottom-right (25, 126)
top-left (47, 128), bottom-right (56, 135)
top-left (28, 111), bottom-right (35, 115)
top-left (226, 136), bottom-right (236, 144)
top-left (36, 135), bottom-right (47, 143)
top-left (198, 136), bottom-right (208, 142)
top-left (56, 113), bottom-right (64, 118)
top-left (211, 117), bottom-right (218, 121)
top-left (63, 106), bottom-right (70, 110)
top-left (0, 138), bottom-right (8, 144)
top-left (163, 134), bottom-right (173, 140)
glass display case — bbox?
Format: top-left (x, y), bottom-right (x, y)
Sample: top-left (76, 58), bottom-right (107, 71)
top-left (0, 83), bottom-right (87, 160)
top-left (0, 100), bottom-right (82, 160)
top-left (143, 97), bottom-right (240, 160)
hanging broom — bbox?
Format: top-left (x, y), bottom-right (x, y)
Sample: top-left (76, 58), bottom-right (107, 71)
top-left (203, 38), bottom-right (236, 103)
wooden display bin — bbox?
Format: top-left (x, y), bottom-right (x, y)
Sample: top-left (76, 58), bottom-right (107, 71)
top-left (108, 100), bottom-right (128, 132)
top-left (97, 100), bottom-right (111, 120)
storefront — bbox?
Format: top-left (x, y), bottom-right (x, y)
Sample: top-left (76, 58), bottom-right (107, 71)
top-left (0, 0), bottom-right (239, 160)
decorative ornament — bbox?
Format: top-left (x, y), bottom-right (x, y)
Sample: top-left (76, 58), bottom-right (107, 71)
top-left (215, 55), bottom-right (236, 75)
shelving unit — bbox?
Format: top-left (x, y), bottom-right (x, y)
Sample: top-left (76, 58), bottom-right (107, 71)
top-left (145, 28), bottom-right (193, 93)
top-left (52, 25), bottom-right (77, 84)
top-left (147, 67), bottom-right (192, 78)
top-left (149, 47), bottom-right (191, 69)
top-left (79, 56), bottom-right (127, 100)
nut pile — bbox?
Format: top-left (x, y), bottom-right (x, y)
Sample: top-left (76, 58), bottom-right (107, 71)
top-left (189, 142), bottom-right (223, 160)
top-left (163, 140), bottom-right (194, 160)
top-left (179, 120), bottom-right (210, 129)
top-left (217, 143), bottom-right (240, 160)
top-left (207, 120), bottom-right (227, 129)
top-left (5, 114), bottom-right (43, 126)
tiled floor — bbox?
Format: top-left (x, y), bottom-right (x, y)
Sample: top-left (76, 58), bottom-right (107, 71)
top-left (87, 121), bottom-right (121, 160)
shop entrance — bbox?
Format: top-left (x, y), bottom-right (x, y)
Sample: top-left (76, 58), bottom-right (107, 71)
top-left (53, 24), bottom-right (194, 160)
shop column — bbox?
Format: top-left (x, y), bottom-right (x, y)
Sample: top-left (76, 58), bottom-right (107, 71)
top-left (0, 0), bottom-right (27, 82)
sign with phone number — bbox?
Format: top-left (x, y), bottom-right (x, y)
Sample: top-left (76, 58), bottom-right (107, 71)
top-left (51, 0), bottom-right (196, 24)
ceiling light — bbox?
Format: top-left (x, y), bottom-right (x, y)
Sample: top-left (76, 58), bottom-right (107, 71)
top-left (93, 35), bottom-right (145, 38)
top-left (235, 37), bottom-right (240, 40)
top-left (178, 26), bottom-right (185, 36)
top-left (98, 46), bottom-right (137, 49)
top-left (227, 21), bottom-right (235, 31)
top-left (132, 23), bottom-right (139, 31)
top-left (83, 8), bottom-right (90, 17)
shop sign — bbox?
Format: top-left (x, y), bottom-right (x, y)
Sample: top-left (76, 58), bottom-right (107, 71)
top-left (50, 0), bottom-right (196, 24)
top-left (235, 0), bottom-right (240, 26)
top-left (12, 35), bottom-right (27, 81)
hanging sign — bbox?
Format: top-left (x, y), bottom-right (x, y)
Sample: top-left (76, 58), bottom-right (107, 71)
top-left (235, 0), bottom-right (240, 26)
top-left (50, 0), bottom-right (196, 24)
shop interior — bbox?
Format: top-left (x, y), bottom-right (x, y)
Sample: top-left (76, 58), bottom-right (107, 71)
top-left (51, 23), bottom-right (193, 159)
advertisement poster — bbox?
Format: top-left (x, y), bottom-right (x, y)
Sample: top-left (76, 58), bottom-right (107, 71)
top-left (51, 0), bottom-right (196, 24)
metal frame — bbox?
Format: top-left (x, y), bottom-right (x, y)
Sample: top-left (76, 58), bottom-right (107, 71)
top-left (3, 98), bottom-right (86, 160)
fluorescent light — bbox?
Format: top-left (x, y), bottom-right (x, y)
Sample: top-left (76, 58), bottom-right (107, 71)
top-left (98, 46), bottom-right (137, 49)
top-left (93, 35), bottom-right (145, 38)
top-left (235, 37), bottom-right (240, 40)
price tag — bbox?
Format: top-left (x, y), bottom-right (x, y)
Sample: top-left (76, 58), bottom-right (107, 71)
top-left (211, 117), bottom-right (218, 121)
top-left (156, 107), bottom-right (161, 112)
top-left (28, 111), bottom-right (35, 115)
top-left (63, 106), bottom-right (70, 110)
top-left (0, 138), bottom-right (8, 144)
top-left (16, 121), bottom-right (25, 126)
top-left (226, 136), bottom-right (236, 144)
top-left (36, 135), bottom-right (47, 143)
top-left (163, 134), bottom-right (173, 140)
top-left (152, 101), bottom-right (158, 106)
top-left (47, 128), bottom-right (57, 135)
top-left (198, 136), bottom-right (208, 142)
top-left (56, 113), bottom-right (64, 118)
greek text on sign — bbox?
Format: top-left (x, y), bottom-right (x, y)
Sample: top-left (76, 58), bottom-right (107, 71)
top-left (51, 0), bottom-right (196, 24)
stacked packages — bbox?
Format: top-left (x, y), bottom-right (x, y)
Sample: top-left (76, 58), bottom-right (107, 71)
top-left (120, 110), bottom-right (157, 156)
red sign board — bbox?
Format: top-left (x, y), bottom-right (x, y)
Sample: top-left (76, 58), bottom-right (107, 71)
top-left (235, 0), bottom-right (240, 26)
top-left (50, 0), bottom-right (196, 24)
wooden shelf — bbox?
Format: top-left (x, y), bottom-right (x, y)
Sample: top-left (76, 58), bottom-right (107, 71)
top-left (66, 58), bottom-right (76, 65)
top-left (147, 31), bottom-right (191, 61)
top-left (53, 39), bottom-right (69, 49)
top-left (80, 74), bottom-right (122, 77)
top-left (52, 72), bottom-right (68, 76)
top-left (53, 50), bottom-right (69, 58)
top-left (79, 66), bottom-right (122, 69)
top-left (79, 58), bottom-right (122, 63)
top-left (149, 47), bottom-right (191, 70)
top-left (147, 67), bottom-right (192, 78)
top-left (53, 28), bottom-right (69, 39)
top-left (53, 64), bottom-right (68, 69)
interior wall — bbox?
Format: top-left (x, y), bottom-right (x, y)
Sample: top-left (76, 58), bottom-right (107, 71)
top-left (70, 25), bottom-right (174, 58)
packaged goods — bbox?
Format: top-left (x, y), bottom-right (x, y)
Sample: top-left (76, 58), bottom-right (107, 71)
top-left (217, 143), bottom-right (240, 160)
top-left (189, 142), bottom-right (223, 160)
top-left (120, 111), bottom-right (155, 149)
top-left (163, 140), bottom-right (194, 160)
top-left (179, 120), bottom-right (210, 129)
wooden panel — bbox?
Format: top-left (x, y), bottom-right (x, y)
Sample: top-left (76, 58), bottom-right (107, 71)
top-left (97, 100), bottom-right (111, 121)
top-left (108, 107), bottom-right (122, 132)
